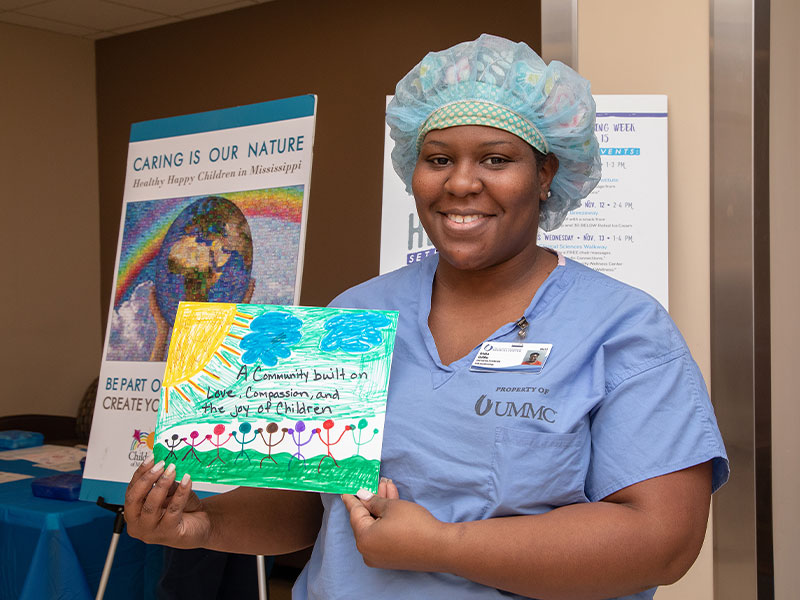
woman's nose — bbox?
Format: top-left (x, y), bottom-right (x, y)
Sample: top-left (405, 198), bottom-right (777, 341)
top-left (443, 162), bottom-right (482, 196)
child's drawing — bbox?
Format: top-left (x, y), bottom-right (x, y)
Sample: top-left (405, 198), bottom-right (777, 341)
top-left (153, 302), bottom-right (398, 494)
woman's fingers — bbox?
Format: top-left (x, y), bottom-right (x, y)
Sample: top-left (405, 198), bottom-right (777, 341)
top-left (124, 459), bottom-right (208, 546)
top-left (385, 479), bottom-right (399, 500)
top-left (161, 479), bottom-right (180, 509)
top-left (377, 477), bottom-right (400, 500)
top-left (124, 457), bottom-right (164, 522)
top-left (341, 493), bottom-right (377, 538)
top-left (137, 462), bottom-right (177, 530)
top-left (159, 473), bottom-right (194, 533)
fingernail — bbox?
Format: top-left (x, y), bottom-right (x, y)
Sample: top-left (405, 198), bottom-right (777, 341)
top-left (180, 472), bottom-right (191, 486)
top-left (163, 463), bottom-right (176, 478)
top-left (356, 488), bottom-right (373, 501)
top-left (141, 454), bottom-right (154, 468)
top-left (380, 477), bottom-right (393, 484)
top-left (150, 460), bottom-right (165, 473)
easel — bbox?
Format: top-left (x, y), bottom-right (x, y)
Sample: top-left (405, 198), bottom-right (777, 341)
top-left (94, 497), bottom-right (269, 599)
top-left (95, 497), bottom-right (124, 600)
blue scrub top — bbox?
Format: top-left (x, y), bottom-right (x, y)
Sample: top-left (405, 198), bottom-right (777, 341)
top-left (294, 254), bottom-right (729, 600)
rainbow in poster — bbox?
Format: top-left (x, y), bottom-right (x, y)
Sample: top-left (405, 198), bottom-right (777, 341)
top-left (107, 186), bottom-right (305, 362)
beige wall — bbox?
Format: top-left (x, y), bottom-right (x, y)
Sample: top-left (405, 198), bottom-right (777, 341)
top-left (0, 23), bottom-right (101, 417)
top-left (770, 0), bottom-right (800, 596)
top-left (578, 1), bottom-right (714, 598)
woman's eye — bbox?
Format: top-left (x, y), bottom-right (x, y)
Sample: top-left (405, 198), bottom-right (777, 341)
top-left (429, 156), bottom-right (451, 166)
top-left (485, 156), bottom-right (509, 165)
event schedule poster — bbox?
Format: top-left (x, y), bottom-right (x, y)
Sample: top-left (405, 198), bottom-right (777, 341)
top-left (538, 95), bottom-right (668, 308)
top-left (81, 95), bottom-right (317, 504)
top-left (379, 95), bottom-right (669, 309)
top-left (154, 302), bottom-right (398, 494)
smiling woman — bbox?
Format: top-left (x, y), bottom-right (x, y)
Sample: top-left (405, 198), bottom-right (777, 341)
top-left (412, 126), bottom-right (554, 273)
top-left (123, 34), bottom-right (729, 600)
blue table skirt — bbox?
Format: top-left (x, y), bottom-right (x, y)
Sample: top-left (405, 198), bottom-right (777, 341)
top-left (0, 458), bottom-right (161, 600)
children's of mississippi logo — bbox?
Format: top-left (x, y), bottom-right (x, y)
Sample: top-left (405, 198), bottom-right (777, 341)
top-left (129, 429), bottom-right (154, 463)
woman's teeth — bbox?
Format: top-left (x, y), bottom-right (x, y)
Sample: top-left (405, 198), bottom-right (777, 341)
top-left (446, 214), bottom-right (483, 223)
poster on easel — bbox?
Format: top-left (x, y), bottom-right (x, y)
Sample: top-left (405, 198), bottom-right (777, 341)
top-left (154, 302), bottom-right (398, 494)
top-left (81, 95), bottom-right (317, 504)
top-left (380, 94), bottom-right (669, 309)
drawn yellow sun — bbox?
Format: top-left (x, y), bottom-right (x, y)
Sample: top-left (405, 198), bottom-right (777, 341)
top-left (162, 302), bottom-right (238, 412)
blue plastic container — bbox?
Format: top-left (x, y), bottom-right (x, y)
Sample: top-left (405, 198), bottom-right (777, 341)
top-left (31, 473), bottom-right (83, 501)
top-left (0, 430), bottom-right (44, 450)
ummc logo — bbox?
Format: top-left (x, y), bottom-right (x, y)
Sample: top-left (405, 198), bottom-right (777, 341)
top-left (474, 394), bottom-right (556, 423)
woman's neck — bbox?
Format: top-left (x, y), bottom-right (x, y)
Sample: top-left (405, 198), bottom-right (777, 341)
top-left (428, 246), bottom-right (558, 366)
top-left (433, 245), bottom-right (557, 301)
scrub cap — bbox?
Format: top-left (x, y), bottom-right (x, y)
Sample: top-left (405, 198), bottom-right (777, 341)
top-left (386, 34), bottom-right (601, 231)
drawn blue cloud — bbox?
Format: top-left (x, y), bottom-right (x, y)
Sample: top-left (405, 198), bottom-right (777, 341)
top-left (241, 311), bottom-right (303, 366)
top-left (320, 312), bottom-right (391, 353)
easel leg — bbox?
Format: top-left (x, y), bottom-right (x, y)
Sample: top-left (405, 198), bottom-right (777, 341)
top-left (257, 554), bottom-right (269, 600)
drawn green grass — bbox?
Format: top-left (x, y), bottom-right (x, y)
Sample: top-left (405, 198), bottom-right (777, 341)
top-left (154, 442), bottom-right (379, 493)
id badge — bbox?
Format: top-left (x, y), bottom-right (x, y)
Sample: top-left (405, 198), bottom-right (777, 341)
top-left (470, 342), bottom-right (553, 373)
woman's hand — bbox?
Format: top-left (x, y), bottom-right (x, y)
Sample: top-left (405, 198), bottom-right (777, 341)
top-left (124, 457), bottom-right (210, 549)
top-left (341, 478), bottom-right (451, 572)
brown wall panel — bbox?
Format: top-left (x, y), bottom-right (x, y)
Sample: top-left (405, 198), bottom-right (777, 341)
top-left (1, 23), bottom-right (100, 416)
top-left (96, 0), bottom-right (540, 324)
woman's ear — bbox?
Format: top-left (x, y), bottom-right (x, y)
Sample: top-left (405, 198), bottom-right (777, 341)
top-left (539, 153), bottom-right (559, 202)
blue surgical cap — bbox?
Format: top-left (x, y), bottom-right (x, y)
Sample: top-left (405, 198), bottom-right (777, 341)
top-left (386, 34), bottom-right (602, 231)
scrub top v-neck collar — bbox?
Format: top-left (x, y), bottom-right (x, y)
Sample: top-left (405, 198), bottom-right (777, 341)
top-left (417, 252), bottom-right (570, 388)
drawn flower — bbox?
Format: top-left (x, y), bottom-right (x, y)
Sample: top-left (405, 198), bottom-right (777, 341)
top-left (241, 311), bottom-right (303, 365)
top-left (320, 312), bottom-right (391, 353)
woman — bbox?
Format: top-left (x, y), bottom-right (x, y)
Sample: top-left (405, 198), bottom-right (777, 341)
top-left (125, 35), bottom-right (728, 599)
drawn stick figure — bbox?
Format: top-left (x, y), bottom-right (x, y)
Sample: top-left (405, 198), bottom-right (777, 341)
top-left (287, 421), bottom-right (314, 471)
top-left (257, 422), bottom-right (288, 467)
top-left (163, 433), bottom-right (183, 460)
top-left (315, 419), bottom-right (352, 472)
top-left (181, 430), bottom-right (207, 462)
top-left (349, 418), bottom-right (379, 457)
top-left (207, 424), bottom-right (233, 466)
top-left (232, 422), bottom-right (258, 464)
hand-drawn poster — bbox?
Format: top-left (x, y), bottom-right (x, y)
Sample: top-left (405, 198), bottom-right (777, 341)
top-left (154, 302), bottom-right (398, 494)
top-left (380, 95), bottom-right (669, 309)
top-left (81, 95), bottom-right (317, 504)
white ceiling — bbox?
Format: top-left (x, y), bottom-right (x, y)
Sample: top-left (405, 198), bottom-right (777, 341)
top-left (0, 0), bottom-right (274, 39)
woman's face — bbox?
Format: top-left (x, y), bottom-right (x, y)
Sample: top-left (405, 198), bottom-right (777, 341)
top-left (412, 125), bottom-right (556, 272)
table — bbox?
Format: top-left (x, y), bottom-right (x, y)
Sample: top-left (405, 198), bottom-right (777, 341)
top-left (0, 454), bottom-right (162, 600)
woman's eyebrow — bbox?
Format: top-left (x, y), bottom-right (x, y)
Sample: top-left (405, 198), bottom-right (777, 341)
top-left (475, 140), bottom-right (515, 148)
